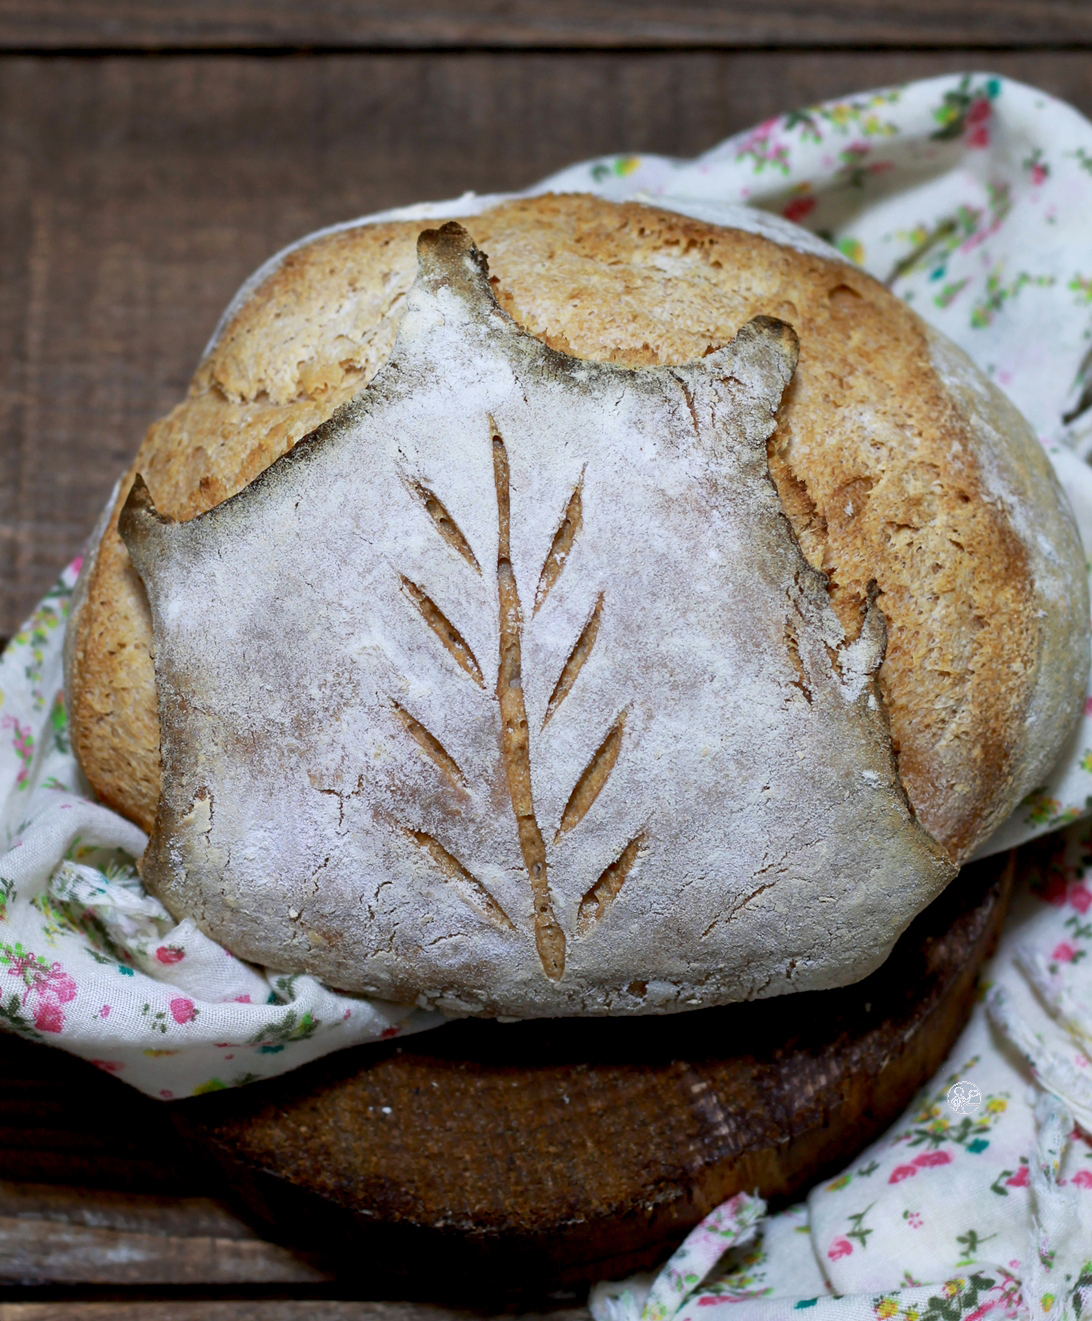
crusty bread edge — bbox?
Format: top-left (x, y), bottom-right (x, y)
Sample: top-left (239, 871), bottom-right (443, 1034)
top-left (64, 479), bottom-right (122, 732)
top-left (927, 327), bottom-right (1091, 852)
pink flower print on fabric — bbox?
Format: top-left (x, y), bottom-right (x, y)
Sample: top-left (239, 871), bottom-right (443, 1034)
top-left (1, 715), bottom-right (35, 789)
top-left (889, 1150), bottom-right (952, 1183)
top-left (783, 194), bottom-right (817, 224)
top-left (1053, 941), bottom-right (1079, 962)
top-left (1072, 1170), bottom-right (1092, 1188)
top-left (3, 946), bottom-right (76, 1032)
top-left (155, 946), bottom-right (184, 965)
top-left (828, 1237), bottom-right (854, 1260)
top-left (638, 1192), bottom-right (765, 1321)
top-left (965, 97), bottom-right (992, 149)
top-left (169, 998), bottom-right (196, 1025)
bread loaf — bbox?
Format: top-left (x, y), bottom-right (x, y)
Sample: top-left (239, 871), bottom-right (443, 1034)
top-left (64, 195), bottom-right (1089, 1011)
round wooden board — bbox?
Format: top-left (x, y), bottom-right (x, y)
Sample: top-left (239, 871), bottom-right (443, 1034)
top-left (174, 853), bottom-right (1013, 1301)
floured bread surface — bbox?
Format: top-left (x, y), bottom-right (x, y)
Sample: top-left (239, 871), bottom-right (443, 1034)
top-left (66, 193), bottom-right (1090, 867)
top-left (119, 224), bottom-right (956, 1016)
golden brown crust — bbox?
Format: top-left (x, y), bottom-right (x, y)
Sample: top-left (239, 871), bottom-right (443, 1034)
top-left (69, 194), bottom-right (1040, 857)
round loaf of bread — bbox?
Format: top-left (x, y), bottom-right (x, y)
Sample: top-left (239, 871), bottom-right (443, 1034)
top-left (67, 193), bottom-right (1087, 889)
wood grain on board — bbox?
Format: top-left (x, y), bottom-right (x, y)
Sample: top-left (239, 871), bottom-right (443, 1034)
top-left (1, 48), bottom-right (1092, 636)
top-left (0, 0), bottom-right (1089, 50)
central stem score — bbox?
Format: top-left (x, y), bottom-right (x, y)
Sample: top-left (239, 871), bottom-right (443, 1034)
top-left (492, 424), bottom-right (566, 980)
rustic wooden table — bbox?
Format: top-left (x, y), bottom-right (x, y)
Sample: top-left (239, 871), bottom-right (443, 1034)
top-left (1, 2), bottom-right (1089, 1315)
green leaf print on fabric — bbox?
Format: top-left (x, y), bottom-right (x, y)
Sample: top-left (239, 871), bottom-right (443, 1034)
top-left (734, 121), bottom-right (792, 177)
top-left (1021, 787), bottom-right (1092, 831)
top-left (889, 186), bottom-right (1013, 293)
top-left (638, 1193), bottom-right (765, 1321)
top-left (48, 692), bottom-right (69, 756)
top-left (736, 92), bottom-right (902, 179)
top-left (989, 1157), bottom-right (1030, 1195)
top-left (246, 1009), bottom-right (320, 1052)
top-left (30, 891), bottom-right (81, 947)
top-left (824, 1159), bottom-right (881, 1195)
top-left (1023, 149), bottom-right (1050, 186)
top-left (0, 989), bottom-right (41, 1038)
top-left (970, 266), bottom-right (1056, 329)
top-left (1070, 1261), bottom-right (1092, 1317)
top-left (845, 1204), bottom-right (876, 1249)
top-left (1068, 274), bottom-right (1092, 304)
top-left (781, 94), bottom-right (901, 146)
top-left (930, 75), bottom-right (1001, 143)
top-left (873, 1272), bottom-right (1003, 1320)
top-left (10, 585), bottom-right (70, 714)
top-left (954, 1228), bottom-right (997, 1265)
top-left (141, 1002), bottom-right (171, 1035)
top-left (589, 156), bottom-right (642, 183)
top-left (0, 876), bottom-right (12, 922)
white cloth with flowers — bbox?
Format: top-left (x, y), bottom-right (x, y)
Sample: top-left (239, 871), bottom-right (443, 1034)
top-left (2, 68), bottom-right (1092, 1316)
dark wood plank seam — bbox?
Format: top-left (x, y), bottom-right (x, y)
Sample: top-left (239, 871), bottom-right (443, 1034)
top-left (1, 41), bottom-right (1092, 55)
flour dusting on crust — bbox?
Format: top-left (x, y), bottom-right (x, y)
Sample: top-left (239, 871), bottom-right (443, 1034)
top-left (122, 224), bottom-right (955, 1017)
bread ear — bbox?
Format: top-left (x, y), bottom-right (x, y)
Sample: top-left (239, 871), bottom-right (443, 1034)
top-left (118, 474), bottom-right (175, 579)
top-left (679, 314), bottom-right (799, 446)
top-left (415, 221), bottom-right (493, 303)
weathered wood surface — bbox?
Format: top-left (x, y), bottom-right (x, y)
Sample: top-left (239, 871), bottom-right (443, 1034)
top-left (2, 49), bottom-right (1092, 637)
top-left (0, 1183), bottom-right (332, 1286)
top-left (0, 0), bottom-right (1090, 50)
top-left (0, 1030), bottom-right (187, 1192)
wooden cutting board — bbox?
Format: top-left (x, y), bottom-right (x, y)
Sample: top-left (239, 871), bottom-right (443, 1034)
top-left (174, 852), bottom-right (1013, 1302)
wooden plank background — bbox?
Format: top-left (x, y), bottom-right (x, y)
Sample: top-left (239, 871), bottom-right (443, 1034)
top-left (0, 0), bottom-right (1091, 50)
top-left (1, 3), bottom-right (1091, 1313)
top-left (4, 45), bottom-right (1092, 635)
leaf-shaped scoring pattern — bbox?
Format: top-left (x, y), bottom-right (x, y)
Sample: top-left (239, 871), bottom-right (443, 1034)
top-left (492, 423), bottom-right (566, 980)
top-left (400, 576), bottom-right (484, 687)
top-left (393, 421), bottom-right (636, 981)
top-left (407, 479), bottom-right (481, 574)
top-left (543, 594), bottom-right (602, 728)
top-left (534, 474), bottom-right (583, 615)
top-left (555, 712), bottom-right (626, 841)
top-left (405, 829), bottom-right (514, 931)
